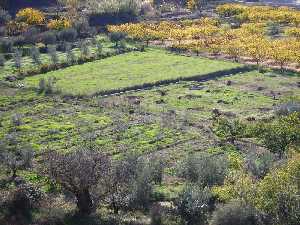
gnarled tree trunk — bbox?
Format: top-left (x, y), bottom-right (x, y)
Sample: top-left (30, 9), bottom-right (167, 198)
top-left (76, 189), bottom-right (93, 215)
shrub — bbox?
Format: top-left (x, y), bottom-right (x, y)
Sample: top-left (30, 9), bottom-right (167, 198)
top-left (285, 27), bottom-right (300, 39)
top-left (57, 28), bottom-right (78, 42)
top-left (179, 152), bottom-right (228, 187)
top-left (213, 118), bottom-right (246, 144)
top-left (0, 9), bottom-right (11, 25)
top-left (0, 147), bottom-right (34, 180)
top-left (11, 113), bottom-right (23, 126)
top-left (275, 102), bottom-right (300, 116)
top-left (13, 35), bottom-right (26, 48)
top-left (30, 46), bottom-right (41, 65)
top-left (129, 163), bottom-right (153, 210)
top-left (23, 27), bottom-right (40, 45)
top-left (110, 32), bottom-right (126, 47)
top-left (175, 185), bottom-right (212, 225)
top-left (88, 0), bottom-right (141, 26)
top-left (66, 43), bottom-right (77, 64)
top-left (0, 38), bottom-right (13, 53)
top-left (48, 45), bottom-right (59, 65)
top-left (38, 77), bottom-right (55, 94)
top-left (80, 40), bottom-right (90, 58)
top-left (16, 8), bottom-right (45, 25)
top-left (103, 153), bottom-right (139, 214)
top-left (254, 154), bottom-right (300, 225)
top-left (211, 200), bottom-right (259, 225)
top-left (74, 19), bottom-right (96, 39)
top-left (149, 156), bottom-right (165, 185)
top-left (266, 21), bottom-right (281, 36)
top-left (95, 41), bottom-right (103, 57)
top-left (150, 204), bottom-right (163, 225)
top-left (47, 18), bottom-right (72, 30)
top-left (216, 4), bottom-right (246, 17)
top-left (4, 183), bottom-right (42, 223)
top-left (0, 54), bottom-right (5, 67)
top-left (39, 31), bottom-right (57, 46)
top-left (6, 20), bottom-right (29, 36)
top-left (256, 112), bottom-right (300, 157)
top-left (245, 152), bottom-right (275, 179)
top-left (13, 49), bottom-right (22, 72)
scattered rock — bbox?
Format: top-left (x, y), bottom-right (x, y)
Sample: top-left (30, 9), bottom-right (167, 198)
top-left (297, 82), bottom-right (300, 88)
top-left (226, 80), bottom-right (232, 86)
top-left (157, 90), bottom-right (167, 96)
top-left (126, 96), bottom-right (142, 105)
top-left (189, 85), bottom-right (204, 90)
top-left (257, 86), bottom-right (265, 91)
top-left (155, 99), bottom-right (165, 104)
top-left (5, 75), bottom-right (18, 82)
top-left (217, 99), bottom-right (229, 104)
top-left (223, 111), bottom-right (236, 117)
top-left (212, 108), bottom-right (221, 116)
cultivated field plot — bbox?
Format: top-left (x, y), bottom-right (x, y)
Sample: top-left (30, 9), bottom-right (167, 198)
top-left (1, 70), bottom-right (299, 157)
top-left (22, 48), bottom-right (240, 95)
top-left (0, 35), bottom-right (123, 80)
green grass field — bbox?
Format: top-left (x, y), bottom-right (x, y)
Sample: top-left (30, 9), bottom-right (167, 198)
top-left (1, 70), bottom-right (299, 155)
top-left (22, 48), bottom-right (240, 95)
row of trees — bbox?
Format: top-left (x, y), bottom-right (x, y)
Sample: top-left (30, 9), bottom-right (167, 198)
top-left (216, 3), bottom-right (300, 26)
top-left (108, 19), bottom-right (300, 69)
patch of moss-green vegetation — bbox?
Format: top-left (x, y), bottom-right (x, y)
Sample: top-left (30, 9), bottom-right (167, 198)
top-left (1, 70), bottom-right (299, 159)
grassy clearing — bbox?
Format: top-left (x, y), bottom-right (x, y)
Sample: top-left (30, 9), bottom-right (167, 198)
top-left (1, 70), bottom-right (298, 156)
top-left (136, 70), bottom-right (300, 120)
top-left (22, 48), bottom-right (240, 95)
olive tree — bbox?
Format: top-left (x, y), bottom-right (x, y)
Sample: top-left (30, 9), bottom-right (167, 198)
top-left (0, 133), bottom-right (34, 182)
top-left (42, 147), bottom-right (110, 215)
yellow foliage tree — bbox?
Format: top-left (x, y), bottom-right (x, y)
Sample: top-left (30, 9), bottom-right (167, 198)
top-left (16, 8), bottom-right (45, 25)
top-left (47, 18), bottom-right (72, 30)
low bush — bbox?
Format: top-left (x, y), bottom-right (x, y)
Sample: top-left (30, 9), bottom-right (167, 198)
top-left (179, 152), bottom-right (228, 187)
top-left (74, 20), bottom-right (96, 39)
top-left (275, 102), bottom-right (300, 116)
top-left (57, 28), bottom-right (78, 42)
top-left (3, 184), bottom-right (42, 224)
top-left (0, 9), bottom-right (11, 26)
top-left (0, 38), bottom-right (13, 53)
top-left (211, 200), bottom-right (260, 225)
top-left (175, 185), bottom-right (213, 225)
top-left (30, 46), bottom-right (42, 65)
top-left (13, 36), bottom-right (26, 48)
top-left (66, 43), bottom-right (77, 64)
top-left (48, 45), bottom-right (59, 65)
top-left (47, 18), bottom-right (71, 30)
top-left (13, 49), bottom-right (22, 72)
top-left (39, 31), bottom-right (57, 46)
top-left (6, 21), bottom-right (29, 36)
top-left (80, 40), bottom-right (91, 58)
top-left (213, 118), bottom-right (246, 144)
top-left (110, 32), bottom-right (126, 47)
top-left (23, 27), bottom-right (40, 45)
top-left (88, 0), bottom-right (141, 26)
top-left (0, 54), bottom-right (5, 67)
